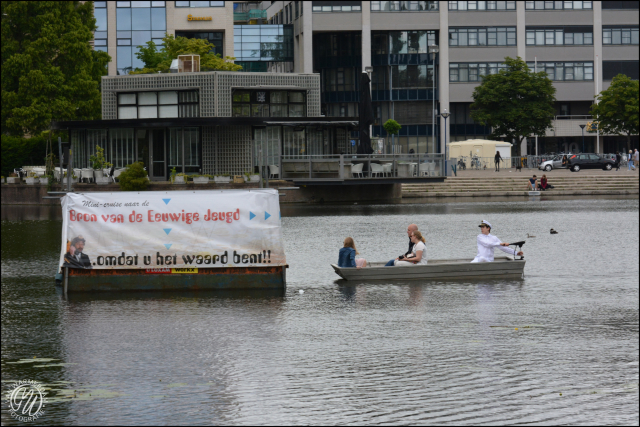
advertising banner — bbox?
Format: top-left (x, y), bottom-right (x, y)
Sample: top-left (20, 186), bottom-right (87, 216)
top-left (59, 190), bottom-right (286, 270)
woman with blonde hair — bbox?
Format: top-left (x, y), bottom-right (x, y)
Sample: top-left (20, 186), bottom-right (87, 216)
top-left (338, 237), bottom-right (367, 268)
top-left (394, 231), bottom-right (428, 266)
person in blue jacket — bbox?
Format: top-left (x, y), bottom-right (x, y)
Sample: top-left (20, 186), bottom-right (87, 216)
top-left (338, 237), bottom-right (367, 268)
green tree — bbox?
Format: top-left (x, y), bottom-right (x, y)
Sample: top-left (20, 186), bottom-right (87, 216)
top-left (1, 1), bottom-right (110, 136)
top-left (589, 74), bottom-right (639, 153)
top-left (130, 34), bottom-right (242, 74)
top-left (383, 119), bottom-right (402, 136)
top-left (470, 56), bottom-right (556, 155)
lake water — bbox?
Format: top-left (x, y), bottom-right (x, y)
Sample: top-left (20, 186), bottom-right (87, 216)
top-left (1, 198), bottom-right (638, 425)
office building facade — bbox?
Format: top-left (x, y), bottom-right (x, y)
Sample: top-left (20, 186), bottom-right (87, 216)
top-left (93, 1), bottom-right (639, 155)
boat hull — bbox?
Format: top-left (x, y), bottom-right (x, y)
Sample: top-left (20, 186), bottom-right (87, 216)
top-left (331, 257), bottom-right (525, 281)
top-left (61, 266), bottom-right (286, 292)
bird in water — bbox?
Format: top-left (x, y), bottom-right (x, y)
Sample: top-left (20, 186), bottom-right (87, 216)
top-left (550, 229), bottom-right (558, 234)
top-left (527, 233), bottom-right (536, 238)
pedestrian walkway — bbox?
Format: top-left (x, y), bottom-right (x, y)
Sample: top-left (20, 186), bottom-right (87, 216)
top-left (402, 169), bottom-right (639, 198)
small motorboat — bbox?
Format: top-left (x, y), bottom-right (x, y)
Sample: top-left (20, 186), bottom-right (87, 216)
top-left (332, 256), bottom-right (525, 281)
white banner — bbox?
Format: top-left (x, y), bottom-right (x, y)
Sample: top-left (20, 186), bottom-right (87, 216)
top-left (59, 190), bottom-right (286, 270)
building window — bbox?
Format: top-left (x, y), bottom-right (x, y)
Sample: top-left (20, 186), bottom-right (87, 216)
top-left (94, 2), bottom-right (108, 52)
top-left (603, 61), bottom-right (639, 80)
top-left (175, 1), bottom-right (224, 6)
top-left (312, 1), bottom-right (362, 12)
top-left (602, 1), bottom-right (639, 9)
top-left (232, 90), bottom-right (306, 117)
top-left (449, 27), bottom-right (516, 46)
top-left (603, 27), bottom-right (639, 45)
top-left (449, 62), bottom-right (508, 82)
top-left (526, 61), bottom-right (593, 80)
top-left (175, 31), bottom-right (224, 56)
top-left (449, 1), bottom-right (516, 10)
top-left (525, 1), bottom-right (592, 9)
top-left (117, 91), bottom-right (199, 119)
top-left (116, 2), bottom-right (166, 75)
top-left (392, 65), bottom-right (434, 87)
top-left (295, 1), bottom-right (299, 18)
top-left (525, 26), bottom-right (593, 45)
top-left (387, 31), bottom-right (438, 53)
top-left (371, 1), bottom-right (438, 11)
top-left (233, 25), bottom-right (294, 62)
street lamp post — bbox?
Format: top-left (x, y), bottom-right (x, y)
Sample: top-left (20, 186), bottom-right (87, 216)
top-left (579, 124), bottom-right (586, 153)
top-left (441, 109), bottom-right (450, 175)
top-left (429, 44), bottom-right (439, 155)
top-left (365, 66), bottom-right (374, 153)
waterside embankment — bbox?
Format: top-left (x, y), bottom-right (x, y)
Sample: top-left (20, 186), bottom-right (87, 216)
top-left (403, 170), bottom-right (639, 198)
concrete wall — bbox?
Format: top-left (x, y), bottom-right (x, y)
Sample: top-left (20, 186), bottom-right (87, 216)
top-left (525, 46), bottom-right (594, 62)
top-left (448, 47), bottom-right (518, 62)
top-left (370, 12), bottom-right (440, 30)
top-left (313, 12), bottom-right (363, 31)
top-left (525, 10), bottom-right (593, 25)
top-left (602, 9), bottom-right (640, 25)
top-left (449, 11), bottom-right (517, 26)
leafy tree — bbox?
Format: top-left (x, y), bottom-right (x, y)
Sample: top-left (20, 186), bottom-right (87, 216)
top-left (471, 56), bottom-right (556, 155)
top-left (589, 74), bottom-right (639, 153)
top-left (130, 34), bottom-right (242, 74)
top-left (1, 1), bottom-right (111, 136)
top-left (383, 119), bottom-right (402, 136)
top-left (118, 162), bottom-right (149, 191)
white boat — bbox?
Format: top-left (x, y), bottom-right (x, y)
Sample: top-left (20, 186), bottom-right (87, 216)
top-left (331, 256), bottom-right (525, 281)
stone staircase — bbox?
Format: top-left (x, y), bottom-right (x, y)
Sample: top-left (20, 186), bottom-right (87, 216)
top-left (402, 175), bottom-right (639, 198)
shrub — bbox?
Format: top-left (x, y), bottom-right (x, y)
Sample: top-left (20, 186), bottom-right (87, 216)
top-left (118, 162), bottom-right (149, 191)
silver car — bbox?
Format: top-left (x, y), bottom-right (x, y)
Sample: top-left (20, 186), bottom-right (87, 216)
top-left (538, 154), bottom-right (568, 171)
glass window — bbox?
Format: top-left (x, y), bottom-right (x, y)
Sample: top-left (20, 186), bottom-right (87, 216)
top-left (95, 9), bottom-right (108, 32)
top-left (116, 8), bottom-right (132, 31)
top-left (138, 92), bottom-right (157, 105)
top-left (151, 8), bottom-right (166, 30)
top-left (158, 91), bottom-right (178, 104)
top-left (158, 105), bottom-right (178, 118)
top-left (449, 27), bottom-right (516, 46)
top-left (138, 106), bottom-right (157, 118)
top-left (118, 106), bottom-right (137, 119)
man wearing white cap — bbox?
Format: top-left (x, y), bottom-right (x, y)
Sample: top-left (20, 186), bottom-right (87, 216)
top-left (472, 220), bottom-right (523, 263)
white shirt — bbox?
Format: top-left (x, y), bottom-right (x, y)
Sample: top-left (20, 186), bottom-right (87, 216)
top-left (411, 241), bottom-right (428, 265)
top-left (472, 233), bottom-right (516, 263)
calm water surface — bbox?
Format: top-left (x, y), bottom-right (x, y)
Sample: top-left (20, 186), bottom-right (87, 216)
top-left (1, 198), bottom-right (638, 425)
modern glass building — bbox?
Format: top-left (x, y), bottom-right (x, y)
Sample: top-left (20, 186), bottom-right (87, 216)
top-left (92, 1), bottom-right (639, 154)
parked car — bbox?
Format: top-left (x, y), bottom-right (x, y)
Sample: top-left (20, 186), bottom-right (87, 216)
top-left (538, 154), bottom-right (569, 171)
top-left (567, 153), bottom-right (615, 172)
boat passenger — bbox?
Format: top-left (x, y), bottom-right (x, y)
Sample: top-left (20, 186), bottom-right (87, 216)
top-left (385, 224), bottom-right (418, 266)
top-left (472, 220), bottom-right (523, 263)
top-left (394, 231), bottom-right (427, 266)
top-left (338, 237), bottom-right (367, 269)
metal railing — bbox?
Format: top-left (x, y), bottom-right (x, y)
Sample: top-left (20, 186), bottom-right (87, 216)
top-left (452, 153), bottom-right (624, 171)
top-left (280, 154), bottom-right (445, 180)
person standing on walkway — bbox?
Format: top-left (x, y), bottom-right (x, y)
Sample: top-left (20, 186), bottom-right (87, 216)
top-left (634, 149), bottom-right (639, 171)
top-left (494, 151), bottom-right (502, 172)
top-left (615, 152), bottom-right (621, 171)
top-left (628, 150), bottom-right (636, 171)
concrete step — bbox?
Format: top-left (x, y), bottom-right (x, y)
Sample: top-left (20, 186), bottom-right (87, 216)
top-left (403, 189), bottom-right (639, 198)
